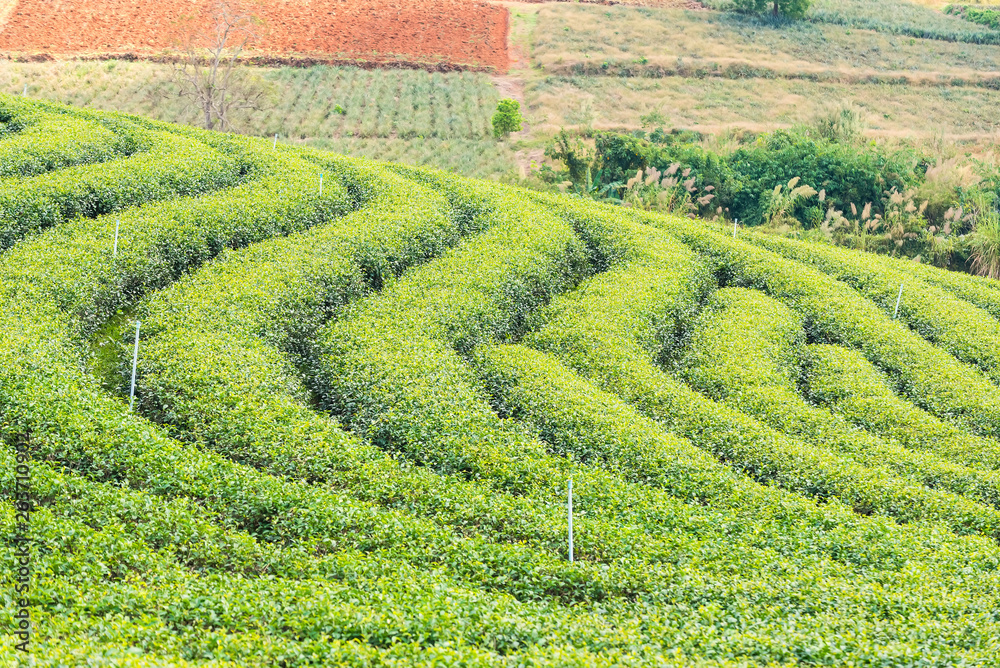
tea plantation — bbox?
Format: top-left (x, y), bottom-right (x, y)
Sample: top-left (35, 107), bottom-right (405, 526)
top-left (2, 95), bottom-right (1000, 667)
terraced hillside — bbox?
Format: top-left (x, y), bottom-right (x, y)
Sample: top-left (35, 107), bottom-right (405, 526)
top-left (3, 95), bottom-right (1000, 666)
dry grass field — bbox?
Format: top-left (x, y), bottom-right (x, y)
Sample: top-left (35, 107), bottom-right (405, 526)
top-left (509, 1), bottom-right (1000, 145)
top-left (534, 5), bottom-right (1000, 82)
top-left (525, 74), bottom-right (1000, 139)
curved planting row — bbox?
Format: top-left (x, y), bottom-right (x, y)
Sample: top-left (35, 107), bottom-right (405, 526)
top-left (1, 448), bottom-right (657, 665)
top-left (3, 97), bottom-right (1000, 665)
top-left (750, 233), bottom-right (1000, 384)
top-left (663, 216), bottom-right (1000, 440)
top-left (0, 139), bottom-right (675, 662)
top-left (124, 163), bottom-right (903, 664)
top-left (516, 198), bottom-right (1000, 533)
top-left (863, 236), bottom-right (1000, 320)
top-left (307, 189), bottom-right (1000, 661)
top-left (679, 286), bottom-right (1000, 511)
top-left (0, 95), bottom-right (260, 252)
top-left (803, 343), bottom-right (1000, 469)
top-left (0, 97), bottom-right (134, 178)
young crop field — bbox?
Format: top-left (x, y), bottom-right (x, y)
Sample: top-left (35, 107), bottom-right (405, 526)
top-left (5, 60), bottom-right (516, 179)
top-left (5, 95), bottom-right (1000, 666)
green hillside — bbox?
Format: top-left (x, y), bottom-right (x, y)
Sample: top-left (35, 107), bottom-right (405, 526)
top-left (4, 95), bottom-right (1000, 666)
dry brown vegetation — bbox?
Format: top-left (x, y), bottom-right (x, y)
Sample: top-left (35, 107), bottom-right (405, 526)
top-left (512, 2), bottom-right (1000, 143)
top-left (533, 4), bottom-right (1000, 84)
top-left (525, 71), bottom-right (1000, 140)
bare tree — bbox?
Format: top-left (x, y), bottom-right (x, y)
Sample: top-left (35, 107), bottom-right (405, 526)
top-left (171, 0), bottom-right (270, 131)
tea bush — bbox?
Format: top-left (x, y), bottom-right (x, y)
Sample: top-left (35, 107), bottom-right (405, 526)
top-left (4, 94), bottom-right (1000, 665)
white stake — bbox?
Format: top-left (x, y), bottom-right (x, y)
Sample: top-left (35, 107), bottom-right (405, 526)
top-left (129, 321), bottom-right (141, 411)
top-left (567, 477), bottom-right (574, 563)
top-left (22, 83), bottom-right (27, 96)
top-left (733, 219), bottom-right (738, 238)
top-left (319, 172), bottom-right (323, 196)
top-left (113, 219), bottom-right (120, 258)
top-left (893, 282), bottom-right (904, 320)
top-left (273, 133), bottom-right (278, 149)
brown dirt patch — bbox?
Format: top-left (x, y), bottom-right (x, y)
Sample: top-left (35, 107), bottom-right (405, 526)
top-left (0, 0), bottom-right (509, 72)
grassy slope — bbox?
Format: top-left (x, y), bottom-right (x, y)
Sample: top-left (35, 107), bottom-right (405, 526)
top-left (702, 0), bottom-right (1000, 42)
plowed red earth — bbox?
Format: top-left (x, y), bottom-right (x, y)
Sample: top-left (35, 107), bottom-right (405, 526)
top-left (0, 0), bottom-right (509, 71)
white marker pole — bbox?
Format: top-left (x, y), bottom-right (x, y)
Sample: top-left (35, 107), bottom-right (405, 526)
top-left (733, 219), bottom-right (738, 238)
top-left (273, 133), bottom-right (278, 149)
top-left (128, 321), bottom-right (141, 411)
top-left (893, 282), bottom-right (904, 320)
top-left (22, 83), bottom-right (27, 96)
top-left (319, 172), bottom-right (323, 196)
top-left (113, 219), bottom-right (120, 258)
top-left (567, 477), bottom-right (574, 563)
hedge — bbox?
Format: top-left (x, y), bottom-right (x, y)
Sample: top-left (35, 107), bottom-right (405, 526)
top-left (309, 187), bottom-right (1000, 663)
top-left (659, 215), bottom-right (1000, 439)
top-left (680, 286), bottom-right (1000, 511)
top-left (804, 343), bottom-right (1000, 471)
top-left (750, 232), bottom-right (1000, 384)
top-left (0, 101), bottom-right (131, 178)
top-left (0, 123), bottom-right (250, 252)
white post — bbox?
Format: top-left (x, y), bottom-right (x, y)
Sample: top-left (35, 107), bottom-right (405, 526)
top-left (129, 321), bottom-right (141, 411)
top-left (273, 133), bottom-right (278, 149)
top-left (733, 219), bottom-right (738, 238)
top-left (113, 219), bottom-right (120, 258)
top-left (567, 477), bottom-right (574, 563)
top-left (319, 172), bottom-right (323, 196)
top-left (22, 83), bottom-right (27, 96)
top-left (893, 282), bottom-right (904, 320)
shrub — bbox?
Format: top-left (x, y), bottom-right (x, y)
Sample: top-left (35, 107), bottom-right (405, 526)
top-left (749, 231), bottom-right (1000, 383)
top-left (804, 343), bottom-right (1000, 470)
top-left (727, 130), bottom-right (920, 227)
top-left (679, 285), bottom-right (1000, 512)
top-left (947, 5), bottom-right (1000, 30)
top-left (491, 98), bottom-right (523, 139)
top-left (661, 214), bottom-right (1000, 439)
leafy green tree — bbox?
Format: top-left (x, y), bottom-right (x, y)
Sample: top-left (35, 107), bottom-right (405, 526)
top-left (491, 98), bottom-right (523, 139)
top-left (733, 0), bottom-right (811, 19)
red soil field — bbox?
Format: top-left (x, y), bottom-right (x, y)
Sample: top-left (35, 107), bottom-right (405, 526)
top-left (0, 0), bottom-right (509, 71)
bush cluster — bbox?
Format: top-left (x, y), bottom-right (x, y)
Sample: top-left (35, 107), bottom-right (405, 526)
top-left (546, 128), bottom-right (921, 231)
